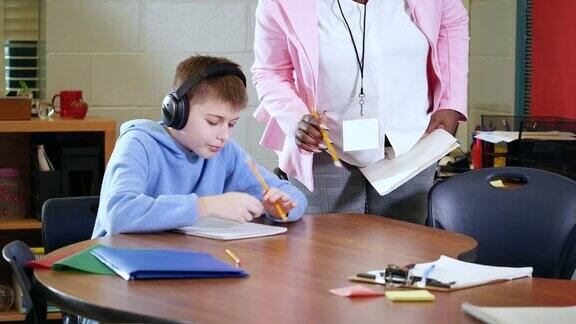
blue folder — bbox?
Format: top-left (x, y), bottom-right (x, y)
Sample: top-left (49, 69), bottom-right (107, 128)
top-left (90, 246), bottom-right (248, 280)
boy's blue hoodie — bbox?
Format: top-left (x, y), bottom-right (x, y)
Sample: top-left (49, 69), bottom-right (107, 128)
top-left (92, 119), bottom-right (307, 238)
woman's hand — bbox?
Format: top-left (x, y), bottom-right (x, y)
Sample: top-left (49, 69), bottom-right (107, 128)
top-left (425, 109), bottom-right (462, 135)
top-left (295, 113), bottom-right (329, 153)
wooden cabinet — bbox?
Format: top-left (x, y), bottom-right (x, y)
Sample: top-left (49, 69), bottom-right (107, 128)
top-left (0, 116), bottom-right (116, 321)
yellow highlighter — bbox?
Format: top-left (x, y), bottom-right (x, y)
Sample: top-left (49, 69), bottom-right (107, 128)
top-left (246, 158), bottom-right (288, 221)
top-left (310, 110), bottom-right (342, 168)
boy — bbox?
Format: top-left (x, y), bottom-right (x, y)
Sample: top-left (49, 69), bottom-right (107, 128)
top-left (92, 55), bottom-right (307, 238)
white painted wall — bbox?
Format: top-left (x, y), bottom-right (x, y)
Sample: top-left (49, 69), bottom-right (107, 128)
top-left (42, 0), bottom-right (517, 169)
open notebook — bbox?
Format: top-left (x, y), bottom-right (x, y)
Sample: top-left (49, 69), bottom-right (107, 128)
top-left (175, 217), bottom-right (287, 240)
top-left (360, 129), bottom-right (459, 196)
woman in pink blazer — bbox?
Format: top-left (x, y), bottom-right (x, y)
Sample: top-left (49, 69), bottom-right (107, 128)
top-left (251, 0), bottom-right (469, 224)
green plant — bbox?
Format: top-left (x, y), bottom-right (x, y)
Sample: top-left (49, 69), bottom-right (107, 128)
top-left (3, 81), bottom-right (30, 96)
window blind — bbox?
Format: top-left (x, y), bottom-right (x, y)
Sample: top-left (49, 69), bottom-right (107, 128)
top-left (2, 0), bottom-right (39, 98)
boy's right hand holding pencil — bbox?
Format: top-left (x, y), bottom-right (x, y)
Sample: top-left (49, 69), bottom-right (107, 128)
top-left (296, 111), bottom-right (342, 167)
top-left (197, 192), bottom-right (264, 223)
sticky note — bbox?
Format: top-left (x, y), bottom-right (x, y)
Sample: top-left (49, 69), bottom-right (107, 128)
top-left (384, 290), bottom-right (435, 302)
top-left (329, 285), bottom-right (385, 297)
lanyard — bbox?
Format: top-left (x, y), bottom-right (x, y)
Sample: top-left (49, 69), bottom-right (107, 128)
top-left (336, 0), bottom-right (367, 116)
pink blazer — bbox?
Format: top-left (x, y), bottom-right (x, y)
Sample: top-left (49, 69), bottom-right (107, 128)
top-left (251, 0), bottom-right (469, 191)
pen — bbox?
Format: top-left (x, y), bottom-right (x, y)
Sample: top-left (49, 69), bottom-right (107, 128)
top-left (418, 265), bottom-right (436, 288)
top-left (225, 249), bottom-right (241, 266)
top-left (245, 158), bottom-right (288, 221)
top-left (355, 272), bottom-right (453, 288)
top-left (311, 110), bottom-right (342, 168)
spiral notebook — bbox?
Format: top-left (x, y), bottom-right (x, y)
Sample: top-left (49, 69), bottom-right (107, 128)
top-left (175, 217), bottom-right (287, 240)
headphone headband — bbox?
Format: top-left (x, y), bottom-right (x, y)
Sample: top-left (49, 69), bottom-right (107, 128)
top-left (174, 63), bottom-right (247, 98)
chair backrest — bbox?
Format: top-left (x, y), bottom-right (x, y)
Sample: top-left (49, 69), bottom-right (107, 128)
top-left (2, 240), bottom-right (46, 323)
top-left (428, 167), bottom-right (576, 279)
top-left (42, 196), bottom-right (99, 254)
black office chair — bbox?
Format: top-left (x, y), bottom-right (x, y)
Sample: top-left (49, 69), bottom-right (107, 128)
top-left (41, 196), bottom-right (99, 253)
top-left (427, 167), bottom-right (576, 279)
top-left (41, 196), bottom-right (99, 324)
top-left (2, 241), bottom-right (47, 324)
top-left (273, 167), bottom-right (288, 181)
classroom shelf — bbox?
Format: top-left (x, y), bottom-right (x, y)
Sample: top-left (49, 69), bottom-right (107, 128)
top-left (0, 307), bottom-right (61, 322)
top-left (0, 218), bottom-right (41, 230)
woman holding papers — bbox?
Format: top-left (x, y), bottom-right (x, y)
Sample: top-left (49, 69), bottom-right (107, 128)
top-left (251, 0), bottom-right (469, 224)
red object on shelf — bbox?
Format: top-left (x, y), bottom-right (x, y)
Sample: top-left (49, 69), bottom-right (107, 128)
top-left (69, 99), bottom-right (88, 119)
top-left (471, 138), bottom-right (483, 169)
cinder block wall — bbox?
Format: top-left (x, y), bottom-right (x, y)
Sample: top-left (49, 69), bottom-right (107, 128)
top-left (41, 0), bottom-right (275, 168)
top-left (468, 0), bottom-right (517, 139)
top-left (42, 0), bottom-right (516, 168)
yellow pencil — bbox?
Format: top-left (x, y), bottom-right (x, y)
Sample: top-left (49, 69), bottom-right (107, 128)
top-left (225, 249), bottom-right (241, 266)
top-left (311, 110), bottom-right (342, 168)
top-left (246, 158), bottom-right (288, 221)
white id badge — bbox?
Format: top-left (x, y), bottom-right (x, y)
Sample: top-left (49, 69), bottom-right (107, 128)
top-left (342, 118), bottom-right (380, 152)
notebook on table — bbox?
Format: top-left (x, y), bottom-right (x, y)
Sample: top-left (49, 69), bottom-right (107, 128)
top-left (91, 245), bottom-right (248, 281)
top-left (462, 303), bottom-right (576, 324)
top-left (175, 217), bottom-right (287, 240)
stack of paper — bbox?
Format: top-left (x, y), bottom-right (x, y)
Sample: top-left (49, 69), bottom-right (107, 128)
top-left (475, 131), bottom-right (576, 144)
top-left (175, 217), bottom-right (287, 240)
top-left (462, 303), bottom-right (576, 324)
top-left (411, 256), bottom-right (533, 289)
top-left (360, 129), bottom-right (459, 196)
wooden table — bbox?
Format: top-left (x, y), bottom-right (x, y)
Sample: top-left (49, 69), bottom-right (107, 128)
top-left (35, 214), bottom-right (576, 323)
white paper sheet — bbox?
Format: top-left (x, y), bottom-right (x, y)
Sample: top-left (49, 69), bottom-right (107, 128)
top-left (359, 129), bottom-right (459, 196)
top-left (175, 217), bottom-right (287, 241)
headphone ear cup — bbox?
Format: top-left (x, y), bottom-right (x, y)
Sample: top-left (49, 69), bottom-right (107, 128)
top-left (161, 92), bottom-right (178, 128)
top-left (174, 93), bottom-right (189, 130)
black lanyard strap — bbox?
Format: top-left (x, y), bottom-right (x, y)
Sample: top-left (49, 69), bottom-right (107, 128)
top-left (336, 0), bottom-right (367, 116)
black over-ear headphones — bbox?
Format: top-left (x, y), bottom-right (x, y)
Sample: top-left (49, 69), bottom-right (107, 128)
top-left (161, 63), bottom-right (247, 130)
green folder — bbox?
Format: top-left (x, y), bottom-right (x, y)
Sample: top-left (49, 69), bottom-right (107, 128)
top-left (52, 244), bottom-right (115, 275)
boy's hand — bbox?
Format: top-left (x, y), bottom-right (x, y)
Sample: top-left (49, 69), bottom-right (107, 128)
top-left (262, 187), bottom-right (298, 219)
top-left (198, 192), bottom-right (264, 223)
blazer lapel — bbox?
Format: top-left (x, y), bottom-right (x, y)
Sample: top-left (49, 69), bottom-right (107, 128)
top-left (268, 0), bottom-right (318, 98)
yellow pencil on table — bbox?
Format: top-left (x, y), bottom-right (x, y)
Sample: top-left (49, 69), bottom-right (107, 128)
top-left (310, 110), bottom-right (342, 168)
top-left (245, 158), bottom-right (288, 221)
top-left (225, 249), bottom-right (241, 266)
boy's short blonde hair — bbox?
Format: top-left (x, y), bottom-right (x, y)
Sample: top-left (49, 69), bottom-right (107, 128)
top-left (173, 55), bottom-right (248, 111)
